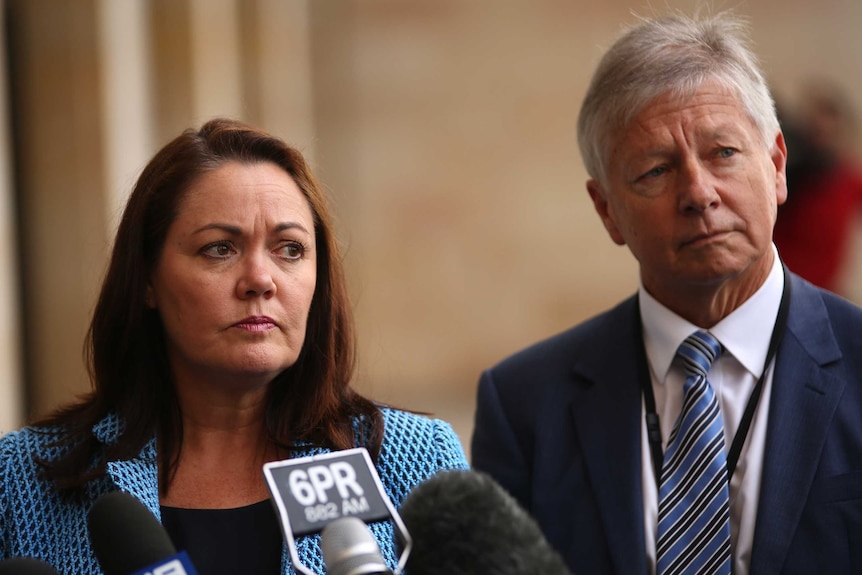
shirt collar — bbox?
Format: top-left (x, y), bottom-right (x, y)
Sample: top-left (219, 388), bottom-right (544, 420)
top-left (639, 244), bottom-right (785, 382)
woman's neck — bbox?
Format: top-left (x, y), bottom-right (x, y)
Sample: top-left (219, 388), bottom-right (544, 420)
top-left (159, 390), bottom-right (286, 509)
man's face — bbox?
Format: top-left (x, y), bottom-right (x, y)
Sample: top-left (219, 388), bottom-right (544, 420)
top-left (587, 81), bottom-right (787, 306)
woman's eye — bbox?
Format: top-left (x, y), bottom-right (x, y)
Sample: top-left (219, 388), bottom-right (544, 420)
top-left (718, 147), bottom-right (736, 159)
top-left (280, 242), bottom-right (305, 260)
top-left (201, 242), bottom-right (234, 259)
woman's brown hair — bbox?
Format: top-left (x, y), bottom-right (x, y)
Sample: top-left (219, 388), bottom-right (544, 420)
top-left (37, 118), bottom-right (382, 494)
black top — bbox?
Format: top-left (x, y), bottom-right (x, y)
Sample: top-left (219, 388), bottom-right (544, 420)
top-left (161, 500), bottom-right (283, 575)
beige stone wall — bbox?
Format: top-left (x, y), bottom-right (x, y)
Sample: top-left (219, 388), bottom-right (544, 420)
top-left (2, 0), bottom-right (861, 452)
top-left (315, 0), bottom-right (862, 447)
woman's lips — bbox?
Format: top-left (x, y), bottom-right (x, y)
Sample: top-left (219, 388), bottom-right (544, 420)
top-left (233, 316), bottom-right (277, 332)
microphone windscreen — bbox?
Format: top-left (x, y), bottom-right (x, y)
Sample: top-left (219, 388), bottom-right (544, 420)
top-left (321, 517), bottom-right (391, 575)
top-left (87, 491), bottom-right (177, 575)
top-left (399, 470), bottom-right (571, 575)
top-left (0, 558), bottom-right (60, 575)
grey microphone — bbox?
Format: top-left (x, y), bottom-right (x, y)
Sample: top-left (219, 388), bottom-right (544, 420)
top-left (321, 517), bottom-right (393, 575)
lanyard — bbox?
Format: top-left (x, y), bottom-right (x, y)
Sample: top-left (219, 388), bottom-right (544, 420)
top-left (642, 264), bottom-right (792, 486)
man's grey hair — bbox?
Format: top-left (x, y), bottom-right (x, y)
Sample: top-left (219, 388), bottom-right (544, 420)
top-left (576, 11), bottom-right (780, 186)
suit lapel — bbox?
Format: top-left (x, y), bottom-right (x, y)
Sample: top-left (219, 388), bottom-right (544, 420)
top-left (569, 296), bottom-right (648, 575)
top-left (105, 437), bottom-right (162, 519)
top-left (750, 274), bottom-right (845, 574)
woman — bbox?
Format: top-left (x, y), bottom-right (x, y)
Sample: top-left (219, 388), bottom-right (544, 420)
top-left (0, 118), bottom-right (469, 574)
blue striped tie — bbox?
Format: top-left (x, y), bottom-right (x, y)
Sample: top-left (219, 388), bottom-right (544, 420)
top-left (656, 331), bottom-right (731, 575)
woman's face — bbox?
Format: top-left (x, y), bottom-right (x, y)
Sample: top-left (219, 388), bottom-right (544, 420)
top-left (147, 160), bottom-right (317, 392)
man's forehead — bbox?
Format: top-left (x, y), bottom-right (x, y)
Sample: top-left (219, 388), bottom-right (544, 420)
top-left (619, 90), bottom-right (758, 145)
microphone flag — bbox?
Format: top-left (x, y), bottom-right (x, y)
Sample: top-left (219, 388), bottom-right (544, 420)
top-left (126, 552), bottom-right (196, 575)
top-left (263, 447), bottom-right (411, 575)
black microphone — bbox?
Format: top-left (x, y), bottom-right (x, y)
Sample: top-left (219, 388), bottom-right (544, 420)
top-left (87, 491), bottom-right (198, 575)
top-left (321, 516), bottom-right (393, 575)
top-left (0, 558), bottom-right (60, 575)
top-left (399, 470), bottom-right (571, 575)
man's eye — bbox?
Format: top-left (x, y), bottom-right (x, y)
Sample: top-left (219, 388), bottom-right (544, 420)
top-left (641, 166), bottom-right (667, 180)
top-left (718, 147), bottom-right (736, 158)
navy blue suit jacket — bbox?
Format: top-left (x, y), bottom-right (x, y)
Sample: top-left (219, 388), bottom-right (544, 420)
top-left (472, 272), bottom-right (862, 574)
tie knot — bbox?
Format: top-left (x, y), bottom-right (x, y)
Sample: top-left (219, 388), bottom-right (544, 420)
top-left (677, 330), bottom-right (722, 379)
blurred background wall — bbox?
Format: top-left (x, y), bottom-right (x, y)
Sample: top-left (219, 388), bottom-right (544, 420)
top-left (1, 0), bottom-right (861, 455)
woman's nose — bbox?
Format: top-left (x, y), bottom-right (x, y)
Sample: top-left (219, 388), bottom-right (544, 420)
top-left (236, 255), bottom-right (276, 298)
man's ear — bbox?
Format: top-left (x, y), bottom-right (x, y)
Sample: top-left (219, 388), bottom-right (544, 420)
top-left (587, 179), bottom-right (626, 246)
top-left (771, 131), bottom-right (789, 207)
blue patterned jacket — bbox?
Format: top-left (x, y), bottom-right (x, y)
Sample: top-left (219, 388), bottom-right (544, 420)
top-left (0, 407), bottom-right (468, 574)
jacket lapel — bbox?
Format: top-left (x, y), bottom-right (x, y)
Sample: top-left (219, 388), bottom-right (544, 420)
top-left (569, 296), bottom-right (648, 575)
top-left (104, 436), bottom-right (162, 519)
top-left (750, 274), bottom-right (845, 574)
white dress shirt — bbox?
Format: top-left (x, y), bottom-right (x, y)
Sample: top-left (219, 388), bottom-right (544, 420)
top-left (640, 246), bottom-right (785, 575)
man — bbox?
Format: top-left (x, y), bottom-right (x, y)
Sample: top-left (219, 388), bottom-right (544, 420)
top-left (472, 12), bottom-right (862, 575)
